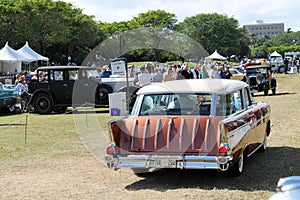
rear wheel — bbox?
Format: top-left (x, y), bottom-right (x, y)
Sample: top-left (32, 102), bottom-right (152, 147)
top-left (228, 153), bottom-right (245, 177)
top-left (33, 93), bottom-right (53, 114)
top-left (258, 135), bottom-right (267, 153)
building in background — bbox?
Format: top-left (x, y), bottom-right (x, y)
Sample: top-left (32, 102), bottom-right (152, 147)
top-left (243, 20), bottom-right (284, 38)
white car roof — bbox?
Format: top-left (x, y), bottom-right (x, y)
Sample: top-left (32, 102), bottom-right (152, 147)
top-left (136, 79), bottom-right (248, 95)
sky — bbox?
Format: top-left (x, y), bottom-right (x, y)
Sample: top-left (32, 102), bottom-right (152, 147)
top-left (62, 0), bottom-right (300, 31)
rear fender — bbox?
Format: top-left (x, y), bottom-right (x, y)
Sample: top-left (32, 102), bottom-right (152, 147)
top-left (28, 89), bottom-right (52, 107)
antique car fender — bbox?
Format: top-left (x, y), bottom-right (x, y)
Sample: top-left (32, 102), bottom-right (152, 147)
top-left (0, 83), bottom-right (20, 112)
top-left (27, 89), bottom-right (54, 112)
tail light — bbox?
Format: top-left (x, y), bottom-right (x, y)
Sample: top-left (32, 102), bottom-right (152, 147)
top-left (219, 146), bottom-right (228, 155)
top-left (106, 145), bottom-right (116, 155)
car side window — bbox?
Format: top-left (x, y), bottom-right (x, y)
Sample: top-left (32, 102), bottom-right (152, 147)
top-left (69, 70), bottom-right (79, 80)
top-left (225, 90), bottom-right (243, 115)
top-left (49, 70), bottom-right (64, 81)
top-left (54, 70), bottom-right (64, 81)
top-left (244, 87), bottom-right (252, 107)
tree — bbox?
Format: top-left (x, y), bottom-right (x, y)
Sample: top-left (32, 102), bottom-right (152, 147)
top-left (176, 13), bottom-right (242, 57)
top-left (0, 0), bottom-right (99, 64)
top-left (132, 10), bottom-right (177, 29)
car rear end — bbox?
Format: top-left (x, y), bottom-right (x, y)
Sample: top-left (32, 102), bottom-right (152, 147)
top-left (105, 115), bottom-right (233, 171)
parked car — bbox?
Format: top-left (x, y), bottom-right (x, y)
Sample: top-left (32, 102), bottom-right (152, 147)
top-left (229, 68), bottom-right (247, 81)
top-left (245, 65), bottom-right (277, 96)
top-left (0, 82), bottom-right (20, 113)
top-left (269, 176), bottom-right (300, 200)
top-left (105, 79), bottom-right (272, 177)
top-left (27, 66), bottom-right (139, 114)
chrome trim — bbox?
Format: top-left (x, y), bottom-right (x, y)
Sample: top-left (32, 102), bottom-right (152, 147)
top-left (106, 154), bottom-right (233, 170)
top-left (179, 119), bottom-right (185, 150)
top-left (142, 119), bottom-right (149, 150)
top-left (154, 119), bottom-right (161, 149)
top-left (131, 119), bottom-right (138, 149)
top-left (204, 119), bottom-right (210, 151)
top-left (167, 119), bottom-right (173, 149)
top-left (192, 119), bottom-right (199, 150)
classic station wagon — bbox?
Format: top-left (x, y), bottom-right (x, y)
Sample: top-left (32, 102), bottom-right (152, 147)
top-left (105, 79), bottom-right (271, 176)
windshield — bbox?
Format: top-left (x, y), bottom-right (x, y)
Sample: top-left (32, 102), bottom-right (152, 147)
top-left (137, 93), bottom-right (212, 116)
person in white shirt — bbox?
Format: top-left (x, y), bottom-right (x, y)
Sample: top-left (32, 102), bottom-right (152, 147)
top-left (134, 66), bottom-right (153, 87)
top-left (209, 65), bottom-right (219, 79)
top-left (15, 76), bottom-right (29, 111)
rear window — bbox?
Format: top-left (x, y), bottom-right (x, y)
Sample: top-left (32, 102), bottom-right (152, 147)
top-left (138, 93), bottom-right (212, 116)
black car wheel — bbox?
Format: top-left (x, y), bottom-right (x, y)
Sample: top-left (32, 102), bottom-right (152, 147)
top-left (8, 105), bottom-right (15, 112)
top-left (278, 66), bottom-right (286, 73)
top-left (228, 152), bottom-right (245, 177)
top-left (258, 135), bottom-right (268, 153)
top-left (97, 85), bottom-right (113, 105)
top-left (34, 93), bottom-right (53, 114)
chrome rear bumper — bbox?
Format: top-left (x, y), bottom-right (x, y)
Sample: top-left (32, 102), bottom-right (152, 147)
top-left (105, 154), bottom-right (233, 171)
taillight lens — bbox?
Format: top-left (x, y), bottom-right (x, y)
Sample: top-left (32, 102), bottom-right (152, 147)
top-left (219, 146), bottom-right (227, 154)
top-left (106, 145), bottom-right (115, 155)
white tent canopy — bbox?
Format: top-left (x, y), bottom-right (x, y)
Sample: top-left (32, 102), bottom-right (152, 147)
top-left (206, 50), bottom-right (227, 60)
top-left (270, 50), bottom-right (282, 57)
top-left (0, 41), bottom-right (49, 74)
top-left (0, 42), bottom-right (26, 63)
top-left (17, 41), bottom-right (49, 62)
top-left (0, 42), bottom-right (23, 74)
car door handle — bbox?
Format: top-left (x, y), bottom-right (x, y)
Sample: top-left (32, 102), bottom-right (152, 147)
top-left (84, 83), bottom-right (88, 86)
top-left (62, 84), bottom-right (67, 87)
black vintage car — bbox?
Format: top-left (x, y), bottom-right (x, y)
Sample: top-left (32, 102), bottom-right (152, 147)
top-left (245, 65), bottom-right (277, 96)
top-left (27, 66), bottom-right (138, 114)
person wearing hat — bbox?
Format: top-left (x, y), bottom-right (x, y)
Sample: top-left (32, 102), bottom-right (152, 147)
top-left (15, 76), bottom-right (30, 111)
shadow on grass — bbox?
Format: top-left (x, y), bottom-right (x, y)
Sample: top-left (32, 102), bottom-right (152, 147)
top-left (19, 107), bottom-right (110, 115)
top-left (69, 108), bottom-right (109, 114)
top-left (125, 146), bottom-right (300, 192)
top-left (253, 92), bottom-right (297, 97)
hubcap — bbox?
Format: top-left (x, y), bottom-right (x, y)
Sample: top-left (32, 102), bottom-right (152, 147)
top-left (38, 98), bottom-right (48, 109)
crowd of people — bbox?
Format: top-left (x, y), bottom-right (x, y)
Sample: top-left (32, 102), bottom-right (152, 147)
top-left (118, 61), bottom-right (233, 87)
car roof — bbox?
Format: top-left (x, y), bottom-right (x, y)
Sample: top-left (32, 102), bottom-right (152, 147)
top-left (136, 79), bottom-right (248, 95)
top-left (36, 66), bottom-right (96, 70)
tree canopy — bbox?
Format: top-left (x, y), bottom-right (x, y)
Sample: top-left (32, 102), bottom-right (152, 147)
top-left (176, 13), bottom-right (243, 57)
top-left (0, 0), bottom-right (99, 64)
top-left (2, 0), bottom-right (297, 65)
